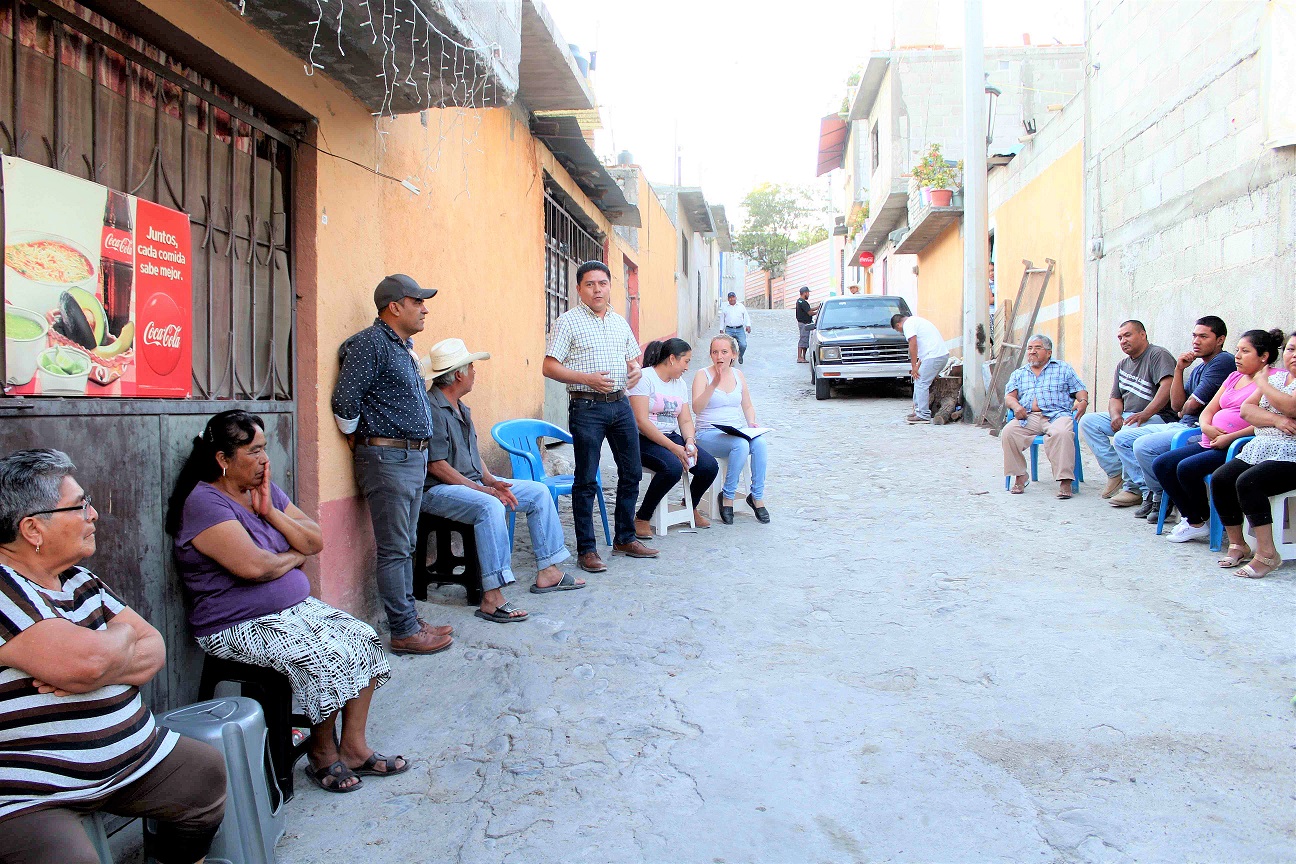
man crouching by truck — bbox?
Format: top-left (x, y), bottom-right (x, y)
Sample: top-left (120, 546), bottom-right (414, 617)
top-left (891, 313), bottom-right (949, 424)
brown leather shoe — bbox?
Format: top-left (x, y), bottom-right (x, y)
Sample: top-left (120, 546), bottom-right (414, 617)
top-left (417, 618), bottom-right (454, 638)
top-left (389, 628), bottom-right (453, 656)
top-left (577, 551), bottom-right (607, 573)
top-left (612, 540), bottom-right (659, 558)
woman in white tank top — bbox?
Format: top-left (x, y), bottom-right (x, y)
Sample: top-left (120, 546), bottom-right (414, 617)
top-left (691, 334), bottom-right (770, 525)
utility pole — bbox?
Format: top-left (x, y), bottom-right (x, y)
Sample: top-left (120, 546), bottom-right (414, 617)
top-left (961, 0), bottom-right (990, 418)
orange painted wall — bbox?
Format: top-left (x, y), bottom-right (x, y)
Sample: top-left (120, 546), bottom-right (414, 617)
top-left (137, 0), bottom-right (680, 618)
top-left (915, 222), bottom-right (964, 354)
top-left (991, 144), bottom-right (1085, 365)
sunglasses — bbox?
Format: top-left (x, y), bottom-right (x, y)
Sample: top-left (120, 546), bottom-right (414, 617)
top-left (27, 494), bottom-right (93, 520)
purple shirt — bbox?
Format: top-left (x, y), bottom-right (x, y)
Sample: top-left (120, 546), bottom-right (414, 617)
top-left (175, 481), bottom-right (311, 637)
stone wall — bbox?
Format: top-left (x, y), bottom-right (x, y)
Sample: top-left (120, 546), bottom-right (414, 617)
top-left (1084, 0), bottom-right (1296, 384)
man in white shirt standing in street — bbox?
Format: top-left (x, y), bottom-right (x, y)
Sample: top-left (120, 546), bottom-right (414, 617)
top-left (891, 312), bottom-right (950, 424)
top-left (719, 291), bottom-right (752, 364)
top-left (543, 261), bottom-right (658, 574)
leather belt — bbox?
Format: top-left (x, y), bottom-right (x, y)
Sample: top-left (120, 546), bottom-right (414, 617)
top-left (570, 389), bottom-right (626, 403)
top-left (358, 436), bottom-right (428, 450)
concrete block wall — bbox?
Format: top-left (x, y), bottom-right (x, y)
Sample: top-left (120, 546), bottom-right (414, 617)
top-left (1084, 0), bottom-right (1296, 386)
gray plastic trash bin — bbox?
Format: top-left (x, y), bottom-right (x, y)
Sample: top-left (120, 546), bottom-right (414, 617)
top-left (149, 697), bottom-right (286, 864)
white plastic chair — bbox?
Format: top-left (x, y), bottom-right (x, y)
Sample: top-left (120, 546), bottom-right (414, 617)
top-left (643, 468), bottom-right (696, 536)
top-left (1246, 491), bottom-right (1296, 561)
top-left (700, 453), bottom-right (751, 521)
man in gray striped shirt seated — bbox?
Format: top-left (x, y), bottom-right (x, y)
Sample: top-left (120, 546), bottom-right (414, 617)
top-left (0, 449), bottom-right (226, 864)
top-left (1078, 319), bottom-right (1178, 507)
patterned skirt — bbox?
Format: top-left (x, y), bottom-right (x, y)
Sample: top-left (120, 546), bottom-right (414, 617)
top-left (197, 596), bottom-right (391, 725)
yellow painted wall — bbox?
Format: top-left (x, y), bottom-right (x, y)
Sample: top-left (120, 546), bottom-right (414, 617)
top-left (915, 222), bottom-right (964, 352)
top-left (990, 144), bottom-right (1085, 365)
top-left (137, 0), bottom-right (680, 614)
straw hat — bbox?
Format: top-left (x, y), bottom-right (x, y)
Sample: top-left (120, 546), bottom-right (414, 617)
top-left (425, 337), bottom-right (490, 379)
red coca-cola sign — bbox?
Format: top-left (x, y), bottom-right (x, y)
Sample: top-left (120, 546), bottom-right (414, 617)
top-left (101, 227), bottom-right (134, 262)
top-left (132, 199), bottom-right (192, 396)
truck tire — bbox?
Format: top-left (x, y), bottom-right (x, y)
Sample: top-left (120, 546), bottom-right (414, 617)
top-left (815, 376), bottom-right (832, 400)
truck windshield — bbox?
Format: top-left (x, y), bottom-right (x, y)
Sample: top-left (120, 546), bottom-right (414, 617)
top-left (817, 298), bottom-right (910, 329)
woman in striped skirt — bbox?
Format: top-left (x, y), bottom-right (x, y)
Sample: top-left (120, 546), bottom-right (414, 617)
top-left (167, 410), bottom-right (405, 794)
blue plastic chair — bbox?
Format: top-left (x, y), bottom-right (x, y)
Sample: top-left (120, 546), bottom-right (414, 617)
top-left (1156, 432), bottom-right (1253, 551)
top-left (1003, 409), bottom-right (1085, 490)
top-left (490, 418), bottom-right (612, 548)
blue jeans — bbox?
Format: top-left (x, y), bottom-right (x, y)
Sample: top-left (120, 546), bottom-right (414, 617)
top-left (1078, 411), bottom-right (1166, 493)
top-left (725, 326), bottom-right (748, 362)
top-left (1151, 441), bottom-right (1223, 525)
top-left (353, 444), bottom-right (428, 639)
top-left (1131, 423), bottom-right (1190, 495)
top-left (913, 355), bottom-right (948, 419)
top-left (636, 432), bottom-right (720, 520)
top-left (569, 396), bottom-right (642, 552)
top-left (420, 478), bottom-right (571, 591)
top-left (696, 428), bottom-right (768, 500)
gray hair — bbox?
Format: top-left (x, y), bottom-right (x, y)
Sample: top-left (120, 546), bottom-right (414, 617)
top-left (430, 369), bottom-right (458, 389)
top-left (0, 449), bottom-right (76, 544)
top-left (1027, 334), bottom-right (1053, 351)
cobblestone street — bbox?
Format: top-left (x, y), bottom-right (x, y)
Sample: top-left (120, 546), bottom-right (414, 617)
top-left (279, 311), bottom-right (1294, 863)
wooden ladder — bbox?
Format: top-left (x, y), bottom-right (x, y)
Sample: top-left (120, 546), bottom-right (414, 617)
top-left (977, 258), bottom-right (1056, 430)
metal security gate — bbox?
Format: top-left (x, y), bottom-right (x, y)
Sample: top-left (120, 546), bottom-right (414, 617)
top-left (0, 0), bottom-right (299, 712)
top-left (543, 184), bottom-right (602, 334)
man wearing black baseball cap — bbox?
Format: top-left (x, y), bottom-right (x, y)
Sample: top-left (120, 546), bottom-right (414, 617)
top-left (331, 274), bottom-right (453, 656)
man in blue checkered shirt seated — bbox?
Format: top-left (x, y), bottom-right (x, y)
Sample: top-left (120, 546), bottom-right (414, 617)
top-left (1001, 334), bottom-right (1089, 499)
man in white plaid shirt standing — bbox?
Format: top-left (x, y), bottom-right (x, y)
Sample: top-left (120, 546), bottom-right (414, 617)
top-left (543, 261), bottom-right (660, 573)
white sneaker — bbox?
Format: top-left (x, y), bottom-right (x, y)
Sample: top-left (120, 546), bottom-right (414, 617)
top-left (1166, 521), bottom-right (1210, 543)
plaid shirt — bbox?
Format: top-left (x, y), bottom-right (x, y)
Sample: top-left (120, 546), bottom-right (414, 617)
top-left (1006, 359), bottom-right (1086, 422)
top-left (546, 303), bottom-right (640, 393)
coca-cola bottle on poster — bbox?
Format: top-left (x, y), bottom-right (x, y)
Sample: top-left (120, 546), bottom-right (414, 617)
top-left (101, 189), bottom-right (134, 339)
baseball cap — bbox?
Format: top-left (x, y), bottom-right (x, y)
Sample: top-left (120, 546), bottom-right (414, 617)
top-left (727, 291), bottom-right (736, 297)
top-left (799, 286), bottom-right (810, 294)
top-left (374, 274), bottom-right (436, 309)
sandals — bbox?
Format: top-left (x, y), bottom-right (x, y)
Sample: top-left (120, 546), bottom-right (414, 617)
top-left (1010, 479), bottom-right (1029, 495)
top-left (1217, 544), bottom-right (1253, 568)
top-left (352, 752), bottom-right (409, 777)
top-left (530, 573), bottom-right (585, 594)
top-left (1235, 553), bottom-right (1282, 579)
top-left (475, 601), bottom-right (528, 623)
top-left (1056, 481), bottom-right (1073, 499)
top-left (305, 760), bottom-right (362, 793)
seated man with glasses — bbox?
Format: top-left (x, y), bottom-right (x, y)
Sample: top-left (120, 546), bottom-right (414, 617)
top-left (1001, 334), bottom-right (1089, 498)
top-left (0, 449), bottom-right (227, 864)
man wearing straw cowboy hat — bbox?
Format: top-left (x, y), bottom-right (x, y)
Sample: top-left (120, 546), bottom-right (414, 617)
top-left (421, 338), bottom-right (585, 623)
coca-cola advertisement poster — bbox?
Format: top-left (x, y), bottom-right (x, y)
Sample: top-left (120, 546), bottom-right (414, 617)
top-left (2, 156), bottom-right (192, 398)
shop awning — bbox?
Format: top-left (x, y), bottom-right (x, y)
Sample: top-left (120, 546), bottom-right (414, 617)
top-left (532, 115), bottom-right (640, 227)
top-left (816, 114), bottom-right (849, 176)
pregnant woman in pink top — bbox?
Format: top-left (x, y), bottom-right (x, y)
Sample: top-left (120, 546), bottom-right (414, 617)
top-left (1152, 328), bottom-right (1285, 544)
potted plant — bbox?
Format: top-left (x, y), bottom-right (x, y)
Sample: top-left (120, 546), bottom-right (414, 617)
top-left (913, 145), bottom-right (963, 207)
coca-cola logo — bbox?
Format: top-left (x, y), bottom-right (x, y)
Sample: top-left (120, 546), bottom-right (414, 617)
top-left (138, 293), bottom-right (184, 376)
top-left (142, 322), bottom-right (182, 349)
top-left (101, 227), bottom-right (133, 263)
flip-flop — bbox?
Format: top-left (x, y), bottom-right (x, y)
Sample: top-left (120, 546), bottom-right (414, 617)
top-left (352, 752), bottom-right (409, 777)
top-left (530, 573), bottom-right (586, 594)
top-left (305, 760), bottom-right (362, 793)
top-left (475, 601), bottom-right (529, 623)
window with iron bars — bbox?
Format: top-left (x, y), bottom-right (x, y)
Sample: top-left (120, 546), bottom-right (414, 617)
top-left (543, 186), bottom-right (602, 334)
top-left (0, 0), bottom-right (295, 400)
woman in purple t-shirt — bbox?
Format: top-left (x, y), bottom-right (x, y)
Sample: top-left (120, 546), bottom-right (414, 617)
top-left (1151, 328), bottom-right (1284, 545)
top-left (167, 410), bottom-right (398, 793)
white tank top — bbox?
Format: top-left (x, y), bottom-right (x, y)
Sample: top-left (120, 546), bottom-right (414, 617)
top-left (696, 368), bottom-right (746, 430)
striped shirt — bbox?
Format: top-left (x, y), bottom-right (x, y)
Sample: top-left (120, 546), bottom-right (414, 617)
top-left (0, 564), bottom-right (177, 822)
top-left (546, 303), bottom-right (640, 393)
top-left (1110, 344), bottom-right (1178, 421)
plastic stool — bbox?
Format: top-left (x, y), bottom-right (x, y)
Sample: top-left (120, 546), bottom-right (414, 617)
top-left (642, 467), bottom-right (696, 536)
top-left (80, 812), bottom-right (113, 864)
top-left (701, 454), bottom-right (750, 521)
top-left (150, 697), bottom-right (285, 864)
top-left (414, 514), bottom-right (484, 605)
top-left (1246, 491), bottom-right (1296, 561)
top-left (199, 655), bottom-right (310, 803)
